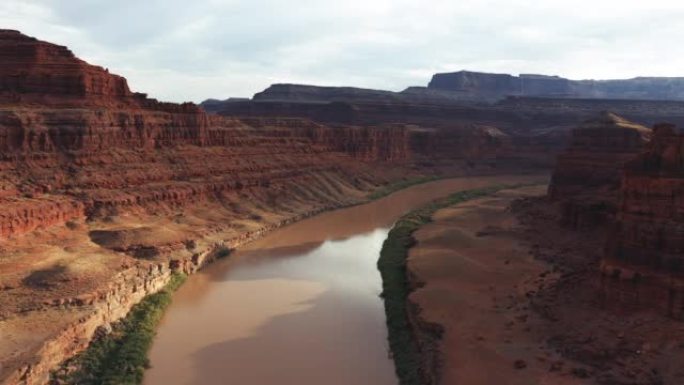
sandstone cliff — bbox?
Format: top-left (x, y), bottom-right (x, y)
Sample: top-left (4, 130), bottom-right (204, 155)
top-left (207, 81), bottom-right (684, 175)
top-left (547, 112), bottom-right (650, 228)
top-left (203, 95), bottom-right (576, 170)
top-left (602, 123), bottom-right (684, 318)
top-left (549, 112), bottom-right (650, 199)
top-left (0, 29), bottom-right (420, 235)
top-left (0, 30), bottom-right (415, 385)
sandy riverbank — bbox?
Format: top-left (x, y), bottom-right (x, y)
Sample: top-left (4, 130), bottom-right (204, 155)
top-left (406, 185), bottom-right (684, 385)
top-left (407, 186), bottom-right (583, 385)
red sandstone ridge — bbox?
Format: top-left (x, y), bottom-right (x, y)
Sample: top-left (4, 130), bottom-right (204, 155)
top-left (603, 123), bottom-right (684, 317)
top-left (0, 31), bottom-right (420, 385)
top-left (0, 29), bottom-right (132, 107)
top-left (0, 30), bottom-right (422, 239)
top-left (548, 112), bottom-right (650, 228)
top-left (0, 28), bottom-right (208, 152)
top-left (236, 117), bottom-right (412, 162)
top-left (409, 123), bottom-right (510, 166)
top-left (0, 29), bottom-right (215, 238)
top-left (0, 28), bottom-right (194, 112)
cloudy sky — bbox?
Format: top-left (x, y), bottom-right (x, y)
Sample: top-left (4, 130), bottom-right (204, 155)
top-left (2, 0), bottom-right (684, 103)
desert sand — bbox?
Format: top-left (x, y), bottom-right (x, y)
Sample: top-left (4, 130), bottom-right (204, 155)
top-left (407, 185), bottom-right (580, 385)
top-left (407, 185), bottom-right (684, 385)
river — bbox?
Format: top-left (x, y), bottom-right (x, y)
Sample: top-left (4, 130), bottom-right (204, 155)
top-left (143, 175), bottom-right (540, 385)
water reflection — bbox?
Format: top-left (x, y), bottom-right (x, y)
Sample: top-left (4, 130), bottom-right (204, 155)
top-left (145, 229), bottom-right (396, 385)
top-left (144, 175), bottom-right (543, 385)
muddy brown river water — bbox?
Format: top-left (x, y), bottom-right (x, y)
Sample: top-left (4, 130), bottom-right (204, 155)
top-left (143, 175), bottom-right (541, 385)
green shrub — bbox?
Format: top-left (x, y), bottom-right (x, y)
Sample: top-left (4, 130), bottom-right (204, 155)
top-left (215, 246), bottom-right (231, 259)
top-left (368, 176), bottom-right (440, 200)
top-left (378, 185), bottom-right (520, 385)
top-left (54, 273), bottom-right (187, 385)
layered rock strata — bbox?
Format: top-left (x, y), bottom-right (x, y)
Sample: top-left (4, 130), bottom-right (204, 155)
top-left (0, 30), bottom-right (411, 385)
top-left (208, 86), bottom-right (684, 172)
top-left (603, 124), bottom-right (684, 318)
top-left (207, 81), bottom-right (684, 172)
top-left (549, 112), bottom-right (650, 198)
top-left (548, 112), bottom-right (650, 228)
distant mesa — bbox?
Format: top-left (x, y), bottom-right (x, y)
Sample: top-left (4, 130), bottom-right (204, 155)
top-left (247, 83), bottom-right (470, 105)
top-left (232, 71), bottom-right (684, 107)
top-left (200, 97), bottom-right (250, 113)
top-left (253, 84), bottom-right (401, 103)
top-left (427, 70), bottom-right (684, 101)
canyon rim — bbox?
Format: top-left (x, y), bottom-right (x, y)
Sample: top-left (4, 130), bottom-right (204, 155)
top-left (2, 2), bottom-right (684, 385)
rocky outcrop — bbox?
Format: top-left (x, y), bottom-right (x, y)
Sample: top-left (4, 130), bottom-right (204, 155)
top-left (0, 30), bottom-right (131, 106)
top-left (549, 112), bottom-right (650, 199)
top-left (548, 112), bottom-right (650, 228)
top-left (429, 70), bottom-right (684, 101)
top-left (602, 123), bottom-right (684, 318)
top-left (409, 124), bottom-right (510, 165)
top-left (236, 117), bottom-right (412, 161)
top-left (0, 197), bottom-right (84, 238)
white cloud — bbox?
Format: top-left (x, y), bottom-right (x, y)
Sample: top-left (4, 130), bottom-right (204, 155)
top-left (2, 0), bottom-right (684, 102)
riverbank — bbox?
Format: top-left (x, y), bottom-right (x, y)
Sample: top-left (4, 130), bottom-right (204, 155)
top-left (367, 176), bottom-right (440, 200)
top-left (378, 185), bottom-right (534, 385)
top-left (0, 174), bottom-right (540, 385)
top-left (51, 273), bottom-right (187, 384)
top-left (401, 185), bottom-right (568, 385)
top-left (140, 174), bottom-right (545, 385)
top-left (46, 175), bottom-right (432, 385)
top-left (1, 167), bottom-right (385, 385)
top-left (383, 184), bottom-right (684, 385)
